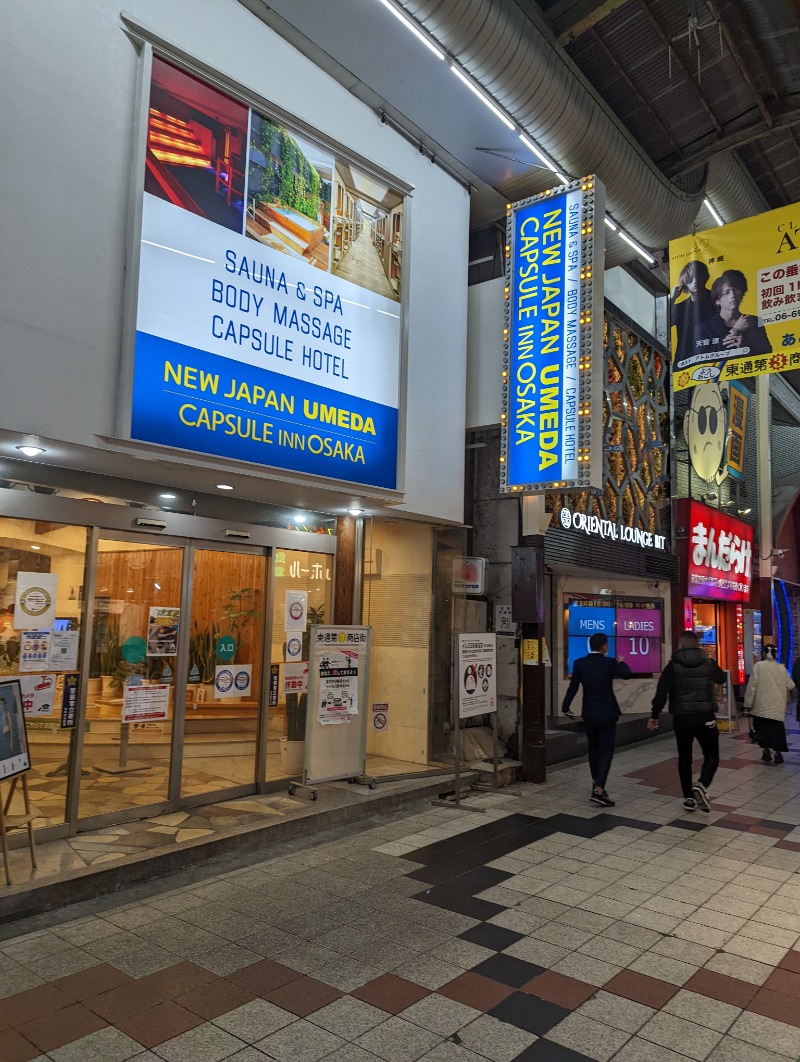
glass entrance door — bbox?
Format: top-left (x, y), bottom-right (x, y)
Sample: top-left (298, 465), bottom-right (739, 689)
top-left (180, 548), bottom-right (266, 799)
top-left (79, 538), bottom-right (184, 821)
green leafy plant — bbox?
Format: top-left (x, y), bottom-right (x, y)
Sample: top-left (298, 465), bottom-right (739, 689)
top-left (98, 619), bottom-right (121, 677)
top-left (214, 588), bottom-right (259, 660)
top-left (189, 621), bottom-right (218, 684)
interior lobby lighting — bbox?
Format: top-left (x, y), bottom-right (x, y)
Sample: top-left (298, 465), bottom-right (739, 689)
top-left (159, 492), bottom-right (177, 500)
top-left (16, 444), bottom-right (45, 457)
top-left (347, 507), bottom-right (365, 517)
top-left (30, 545), bottom-right (40, 550)
top-left (618, 230), bottom-right (655, 264)
top-left (604, 217), bottom-right (617, 231)
top-left (375, 0), bottom-right (445, 60)
top-left (450, 64), bottom-right (516, 130)
top-left (704, 197), bottom-right (724, 226)
top-left (293, 514), bottom-right (305, 523)
top-left (216, 483), bottom-right (234, 491)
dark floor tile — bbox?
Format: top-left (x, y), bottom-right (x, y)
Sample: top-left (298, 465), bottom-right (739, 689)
top-left (779, 950), bottom-right (800, 974)
top-left (760, 819), bottom-right (797, 831)
top-left (765, 969), bottom-right (800, 1000)
top-left (138, 960), bottom-right (218, 998)
top-left (523, 971), bottom-right (597, 1010)
top-left (605, 969), bottom-right (678, 1009)
top-left (84, 978), bottom-right (168, 1022)
top-left (406, 865), bottom-right (458, 885)
top-left (176, 978), bottom-right (255, 1019)
top-left (0, 984), bottom-right (71, 1029)
top-left (0, 1029), bottom-right (40, 1062)
top-left (473, 953), bottom-right (545, 989)
top-left (489, 991), bottom-right (570, 1035)
top-left (18, 1002), bottom-right (106, 1053)
top-left (227, 958), bottom-right (302, 996)
top-left (449, 867), bottom-right (513, 894)
top-left (441, 895), bottom-right (506, 921)
top-left (51, 962), bottom-right (132, 1002)
top-left (116, 999), bottom-right (204, 1047)
top-left (352, 974), bottom-right (430, 1014)
top-left (748, 825), bottom-right (788, 838)
top-left (266, 975), bottom-right (342, 1017)
top-left (668, 819), bottom-right (707, 832)
top-left (512, 1040), bottom-right (599, 1061)
top-left (437, 972), bottom-right (514, 1011)
top-left (749, 988), bottom-right (800, 1028)
top-left (460, 923), bottom-right (523, 952)
top-left (685, 968), bottom-right (758, 1009)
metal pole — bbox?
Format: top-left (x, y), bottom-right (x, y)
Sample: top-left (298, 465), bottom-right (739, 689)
top-left (491, 711), bottom-right (499, 791)
top-left (453, 639), bottom-right (461, 808)
top-left (757, 375), bottom-right (774, 639)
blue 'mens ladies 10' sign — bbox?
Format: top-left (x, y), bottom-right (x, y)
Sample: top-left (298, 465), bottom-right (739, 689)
top-left (500, 178), bottom-right (605, 493)
top-left (129, 56), bottom-right (403, 490)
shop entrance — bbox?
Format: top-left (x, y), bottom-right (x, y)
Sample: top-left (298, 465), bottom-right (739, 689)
top-left (77, 535), bottom-right (267, 828)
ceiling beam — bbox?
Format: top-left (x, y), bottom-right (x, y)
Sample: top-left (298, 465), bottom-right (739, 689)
top-left (752, 141), bottom-right (791, 205)
top-left (547, 0), bottom-right (633, 45)
top-left (704, 0), bottom-right (773, 128)
top-left (665, 103), bottom-right (800, 176)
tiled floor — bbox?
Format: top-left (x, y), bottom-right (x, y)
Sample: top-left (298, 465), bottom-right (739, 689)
top-left (2, 720), bottom-right (800, 1060)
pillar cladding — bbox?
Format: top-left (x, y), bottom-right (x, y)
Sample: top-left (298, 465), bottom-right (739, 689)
top-left (334, 515), bottom-right (356, 624)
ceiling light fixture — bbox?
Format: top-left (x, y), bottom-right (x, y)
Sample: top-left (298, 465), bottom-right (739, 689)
top-left (555, 172), bottom-right (569, 184)
top-left (604, 217), bottom-right (617, 231)
top-left (16, 445), bottom-right (45, 457)
top-left (216, 483), bottom-right (234, 491)
top-left (375, 0), bottom-right (445, 59)
top-left (518, 133), bottom-right (558, 172)
top-left (293, 514), bottom-right (305, 523)
top-left (159, 492), bottom-right (177, 500)
top-left (450, 64), bottom-right (516, 130)
top-left (704, 197), bottom-right (724, 226)
top-left (618, 230), bottom-right (655, 264)
top-left (30, 545), bottom-right (40, 550)
top-left (347, 507), bottom-right (365, 517)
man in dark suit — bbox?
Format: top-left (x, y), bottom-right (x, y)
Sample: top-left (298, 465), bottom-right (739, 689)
top-left (562, 632), bottom-right (633, 806)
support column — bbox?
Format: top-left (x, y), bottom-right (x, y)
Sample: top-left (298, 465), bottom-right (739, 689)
top-left (757, 375), bottom-right (774, 639)
top-left (334, 515), bottom-right (356, 624)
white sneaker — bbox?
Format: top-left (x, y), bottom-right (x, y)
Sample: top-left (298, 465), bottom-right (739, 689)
top-left (692, 783), bottom-right (710, 812)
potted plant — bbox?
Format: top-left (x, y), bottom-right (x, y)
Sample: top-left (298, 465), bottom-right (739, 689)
top-left (87, 645), bottom-right (102, 698)
top-left (214, 588), bottom-right (259, 662)
top-left (188, 622), bottom-right (218, 700)
top-left (99, 619), bottom-right (121, 695)
top-left (280, 603), bottom-right (324, 776)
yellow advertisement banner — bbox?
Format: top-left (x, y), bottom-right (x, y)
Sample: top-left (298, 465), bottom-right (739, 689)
top-left (669, 203), bottom-right (800, 391)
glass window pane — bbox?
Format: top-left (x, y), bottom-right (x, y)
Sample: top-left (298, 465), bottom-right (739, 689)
top-left (79, 540), bottom-right (183, 820)
top-left (181, 550), bottom-right (265, 796)
top-left (0, 518), bottom-right (89, 829)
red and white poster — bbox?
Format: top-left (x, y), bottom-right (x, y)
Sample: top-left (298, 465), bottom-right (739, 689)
top-left (122, 684), bottom-right (170, 723)
top-left (687, 501), bottom-right (753, 603)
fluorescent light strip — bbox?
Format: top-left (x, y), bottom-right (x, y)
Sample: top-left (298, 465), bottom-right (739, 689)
top-left (450, 64), bottom-right (515, 131)
top-left (375, 0), bottom-right (445, 59)
top-left (555, 172), bottom-right (568, 184)
top-left (604, 217), bottom-right (617, 231)
top-left (142, 240), bottom-right (214, 264)
top-left (518, 133), bottom-right (559, 173)
top-left (618, 229), bottom-right (655, 264)
top-left (704, 197), bottom-right (724, 226)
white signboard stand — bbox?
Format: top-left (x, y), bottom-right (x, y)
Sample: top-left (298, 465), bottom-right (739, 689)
top-left (441, 634), bottom-right (499, 812)
top-left (288, 626), bottom-right (373, 800)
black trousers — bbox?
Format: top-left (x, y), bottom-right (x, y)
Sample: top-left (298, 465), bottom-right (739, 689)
top-left (673, 714), bottom-right (719, 798)
top-left (583, 719), bottom-right (617, 789)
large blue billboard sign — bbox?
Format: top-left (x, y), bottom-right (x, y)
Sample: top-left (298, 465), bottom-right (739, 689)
top-left (501, 178), bottom-right (605, 493)
top-left (128, 56), bottom-right (403, 489)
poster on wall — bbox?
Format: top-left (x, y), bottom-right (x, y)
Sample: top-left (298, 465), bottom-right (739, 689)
top-left (14, 573), bottom-right (58, 631)
top-left (669, 203), bottom-right (800, 390)
top-left (146, 607), bottom-right (180, 656)
top-left (19, 631), bottom-right (51, 673)
top-left (48, 629), bottom-right (80, 671)
top-left (0, 680), bottom-right (31, 779)
top-left (130, 56), bottom-right (402, 490)
top-left (501, 178), bottom-right (605, 492)
top-left (122, 684), bottom-right (170, 723)
top-left (283, 661), bottom-right (309, 695)
top-left (456, 634), bottom-right (497, 720)
top-left (19, 674), bottom-right (56, 717)
top-left (60, 674), bottom-right (79, 730)
top-left (215, 664), bottom-right (252, 700)
top-left (284, 590), bottom-right (308, 632)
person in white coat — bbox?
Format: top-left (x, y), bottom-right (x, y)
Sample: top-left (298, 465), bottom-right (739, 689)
top-left (744, 645), bottom-right (794, 764)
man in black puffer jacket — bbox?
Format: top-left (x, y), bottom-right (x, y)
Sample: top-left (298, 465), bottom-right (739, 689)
top-left (648, 630), bottom-right (727, 813)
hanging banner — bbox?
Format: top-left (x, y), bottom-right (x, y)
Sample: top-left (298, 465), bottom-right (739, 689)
top-left (687, 501), bottom-right (753, 602)
top-left (670, 202), bottom-right (800, 390)
top-left (725, 381), bottom-right (748, 480)
top-left (457, 634), bottom-right (497, 720)
top-left (146, 607), bottom-right (180, 656)
top-left (15, 573), bottom-right (58, 630)
top-left (501, 177), bottom-right (605, 492)
top-left (284, 590), bottom-right (308, 632)
top-left (313, 630), bottom-right (365, 725)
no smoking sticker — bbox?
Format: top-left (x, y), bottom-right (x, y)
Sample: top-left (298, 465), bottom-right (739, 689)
top-left (371, 702), bottom-right (388, 731)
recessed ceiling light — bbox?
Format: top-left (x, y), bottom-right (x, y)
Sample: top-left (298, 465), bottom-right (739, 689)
top-left (217, 483), bottom-right (234, 491)
top-left (30, 545), bottom-right (40, 550)
top-left (347, 507), bottom-right (364, 517)
top-left (293, 514), bottom-right (305, 523)
top-left (17, 445), bottom-right (45, 457)
top-left (159, 492), bottom-right (177, 500)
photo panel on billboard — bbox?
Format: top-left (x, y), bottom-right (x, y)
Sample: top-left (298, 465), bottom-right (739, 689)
top-left (0, 679), bottom-right (31, 780)
top-left (130, 55), bottom-right (404, 490)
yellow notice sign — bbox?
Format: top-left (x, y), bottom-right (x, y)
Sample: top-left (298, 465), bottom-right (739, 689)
top-left (522, 639), bottom-right (540, 665)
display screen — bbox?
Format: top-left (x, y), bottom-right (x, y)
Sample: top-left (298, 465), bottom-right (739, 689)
top-left (565, 598), bottom-right (662, 675)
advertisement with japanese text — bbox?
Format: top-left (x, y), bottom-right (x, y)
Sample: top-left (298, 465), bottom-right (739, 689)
top-left (669, 202), bottom-right (800, 391)
top-left (686, 501), bottom-right (753, 602)
top-left (312, 627), bottom-right (367, 726)
top-left (456, 634), bottom-right (497, 720)
top-left (501, 178), bottom-right (604, 492)
top-left (565, 598), bottom-right (662, 674)
top-left (131, 56), bottom-right (402, 488)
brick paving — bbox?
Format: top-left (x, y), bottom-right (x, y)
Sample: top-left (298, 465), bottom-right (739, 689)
top-left (1, 721), bottom-right (800, 1060)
